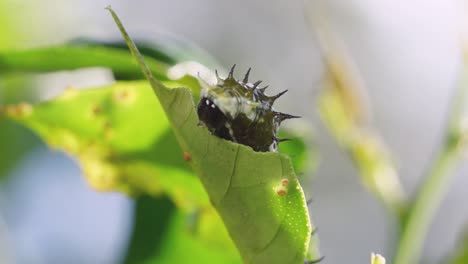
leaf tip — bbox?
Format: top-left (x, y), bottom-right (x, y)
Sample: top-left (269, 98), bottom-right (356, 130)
top-left (104, 5), bottom-right (112, 12)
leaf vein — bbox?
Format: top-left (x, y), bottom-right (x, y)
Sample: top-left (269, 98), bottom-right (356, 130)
top-left (220, 145), bottom-right (240, 203)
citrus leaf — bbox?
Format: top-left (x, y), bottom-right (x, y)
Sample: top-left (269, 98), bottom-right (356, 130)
top-left (107, 7), bottom-right (320, 264)
top-left (3, 81), bottom-right (209, 210)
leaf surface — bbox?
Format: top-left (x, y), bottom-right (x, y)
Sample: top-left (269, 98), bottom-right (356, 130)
top-left (124, 196), bottom-right (242, 264)
top-left (107, 7), bottom-right (319, 264)
top-left (4, 81), bottom-right (208, 210)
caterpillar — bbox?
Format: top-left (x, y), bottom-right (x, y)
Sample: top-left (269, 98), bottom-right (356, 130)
top-left (197, 65), bottom-right (299, 152)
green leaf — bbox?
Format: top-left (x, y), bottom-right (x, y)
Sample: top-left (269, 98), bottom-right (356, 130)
top-left (0, 41), bottom-right (207, 104)
top-left (0, 118), bottom-right (39, 179)
top-left (0, 45), bottom-right (170, 80)
top-left (70, 39), bottom-right (178, 65)
top-left (3, 81), bottom-right (209, 210)
top-left (125, 195), bottom-right (241, 264)
top-left (0, 74), bottom-right (39, 180)
top-left (156, 209), bottom-right (241, 264)
top-left (107, 7), bottom-right (320, 264)
top-left (123, 196), bottom-right (175, 263)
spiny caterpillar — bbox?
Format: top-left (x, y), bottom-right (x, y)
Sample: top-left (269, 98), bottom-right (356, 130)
top-left (197, 65), bottom-right (299, 152)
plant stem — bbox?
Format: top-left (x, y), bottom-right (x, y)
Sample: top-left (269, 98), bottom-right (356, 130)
top-left (393, 145), bottom-right (461, 264)
top-left (393, 66), bottom-right (468, 264)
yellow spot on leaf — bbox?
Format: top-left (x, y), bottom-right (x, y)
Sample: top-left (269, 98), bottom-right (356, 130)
top-left (81, 157), bottom-right (119, 191)
top-left (113, 86), bottom-right (136, 105)
top-left (4, 102), bottom-right (32, 118)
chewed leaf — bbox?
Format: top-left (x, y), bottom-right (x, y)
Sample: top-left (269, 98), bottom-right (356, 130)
top-left (107, 7), bottom-right (320, 264)
top-left (3, 81), bottom-right (209, 211)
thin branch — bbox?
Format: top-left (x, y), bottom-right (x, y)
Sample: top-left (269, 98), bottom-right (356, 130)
top-left (393, 61), bottom-right (468, 264)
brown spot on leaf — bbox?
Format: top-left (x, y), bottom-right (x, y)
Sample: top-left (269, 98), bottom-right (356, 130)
top-left (5, 102), bottom-right (32, 117)
top-left (92, 105), bottom-right (102, 115)
top-left (183, 151), bottom-right (191, 161)
top-left (276, 188), bottom-right (287, 196)
top-left (114, 88), bottom-right (132, 102)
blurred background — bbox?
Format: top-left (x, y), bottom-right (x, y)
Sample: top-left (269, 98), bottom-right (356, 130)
top-left (1, 0), bottom-right (467, 263)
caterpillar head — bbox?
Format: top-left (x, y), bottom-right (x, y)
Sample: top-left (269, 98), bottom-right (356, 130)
top-left (197, 65), bottom-right (299, 152)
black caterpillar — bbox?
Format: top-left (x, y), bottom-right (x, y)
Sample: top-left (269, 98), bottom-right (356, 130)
top-left (197, 65), bottom-right (299, 152)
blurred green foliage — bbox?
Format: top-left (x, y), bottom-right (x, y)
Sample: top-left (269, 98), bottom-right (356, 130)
top-left (0, 1), bottom-right (19, 50)
top-left (0, 0), bottom-right (39, 181)
top-left (317, 67), bottom-right (405, 217)
top-left (0, 75), bottom-right (39, 179)
top-left (309, 5), bottom-right (468, 262)
top-left (123, 196), bottom-right (241, 264)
